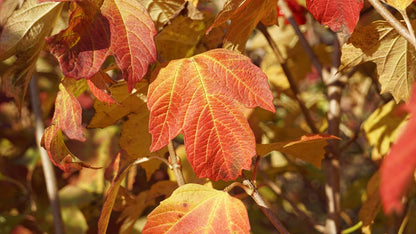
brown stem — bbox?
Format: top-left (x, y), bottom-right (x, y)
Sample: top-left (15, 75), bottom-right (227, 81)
top-left (257, 23), bottom-right (319, 134)
top-left (30, 75), bottom-right (65, 234)
top-left (322, 36), bottom-right (344, 234)
top-left (168, 141), bottom-right (185, 186)
top-left (399, 9), bottom-right (416, 45)
top-left (277, 0), bottom-right (324, 77)
top-left (242, 177), bottom-right (290, 234)
top-left (368, 0), bottom-right (416, 49)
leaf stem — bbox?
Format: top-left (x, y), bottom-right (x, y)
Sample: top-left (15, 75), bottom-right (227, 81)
top-left (257, 23), bottom-right (319, 134)
top-left (168, 141), bottom-right (185, 186)
top-left (30, 75), bottom-right (65, 234)
top-left (368, 0), bottom-right (416, 49)
top-left (277, 0), bottom-right (324, 77)
top-left (242, 175), bottom-right (290, 234)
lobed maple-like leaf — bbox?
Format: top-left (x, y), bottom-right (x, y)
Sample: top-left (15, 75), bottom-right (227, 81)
top-left (46, 0), bottom-right (157, 91)
top-left (306, 0), bottom-right (363, 34)
top-left (256, 134), bottom-right (340, 169)
top-left (380, 84), bottom-right (416, 214)
top-left (148, 49), bottom-right (275, 181)
top-left (341, 20), bottom-right (416, 102)
top-left (142, 183), bottom-right (250, 233)
top-left (208, 0), bottom-right (278, 52)
top-left (0, 0), bottom-right (63, 108)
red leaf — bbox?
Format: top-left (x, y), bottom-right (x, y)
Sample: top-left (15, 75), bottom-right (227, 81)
top-left (148, 49), bottom-right (275, 181)
top-left (380, 84), bottom-right (416, 214)
top-left (41, 83), bottom-right (88, 171)
top-left (87, 71), bottom-right (117, 105)
top-left (47, 0), bottom-right (156, 91)
top-left (101, 0), bottom-right (157, 91)
top-left (46, 0), bottom-right (110, 79)
top-left (306, 0), bottom-right (363, 34)
top-left (142, 184), bottom-right (250, 233)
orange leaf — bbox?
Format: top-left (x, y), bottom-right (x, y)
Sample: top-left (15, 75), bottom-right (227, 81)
top-left (148, 49), bottom-right (275, 181)
top-left (41, 82), bottom-right (93, 172)
top-left (142, 183), bottom-right (250, 233)
top-left (101, 0), bottom-right (157, 91)
top-left (87, 71), bottom-right (117, 105)
top-left (256, 134), bottom-right (340, 168)
top-left (46, 0), bottom-right (156, 91)
top-left (208, 0), bottom-right (278, 52)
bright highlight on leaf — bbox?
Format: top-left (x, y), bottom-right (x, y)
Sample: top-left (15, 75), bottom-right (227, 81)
top-left (46, 0), bottom-right (157, 91)
top-left (148, 48), bottom-right (275, 181)
top-left (306, 0), bottom-right (363, 34)
top-left (142, 183), bottom-right (250, 233)
top-left (383, 0), bottom-right (413, 10)
top-left (256, 134), bottom-right (340, 168)
top-left (341, 20), bottom-right (416, 102)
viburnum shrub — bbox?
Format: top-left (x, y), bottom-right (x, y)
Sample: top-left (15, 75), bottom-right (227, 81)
top-left (0, 0), bottom-right (415, 233)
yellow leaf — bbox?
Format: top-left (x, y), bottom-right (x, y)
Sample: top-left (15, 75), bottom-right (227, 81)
top-left (362, 100), bottom-right (408, 160)
top-left (256, 134), bottom-right (340, 168)
top-left (383, 0), bottom-right (413, 10)
top-left (156, 15), bottom-right (206, 61)
top-left (88, 80), bottom-right (148, 128)
top-left (138, 0), bottom-right (185, 31)
top-left (341, 20), bottom-right (416, 102)
top-left (358, 171), bottom-right (381, 226)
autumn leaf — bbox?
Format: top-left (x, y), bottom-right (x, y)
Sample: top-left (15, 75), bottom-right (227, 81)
top-left (46, 0), bottom-right (157, 91)
top-left (363, 100), bottom-right (408, 160)
top-left (41, 82), bottom-right (91, 171)
top-left (208, 0), bottom-right (278, 52)
top-left (0, 0), bottom-right (63, 108)
top-left (382, 0), bottom-right (413, 10)
top-left (256, 134), bottom-right (340, 168)
top-left (142, 183), bottom-right (250, 233)
top-left (156, 14), bottom-right (206, 61)
top-left (380, 85), bottom-right (416, 214)
top-left (117, 181), bottom-right (177, 233)
top-left (88, 80), bottom-right (148, 128)
top-left (148, 49), bottom-right (275, 181)
top-left (341, 20), bottom-right (416, 102)
top-left (306, 0), bottom-right (363, 34)
top-left (359, 171), bottom-right (381, 227)
top-left (87, 71), bottom-right (116, 105)
top-left (138, 0), bottom-right (186, 31)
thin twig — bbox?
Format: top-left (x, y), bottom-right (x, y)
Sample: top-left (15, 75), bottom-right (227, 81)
top-left (167, 141), bottom-right (185, 186)
top-left (259, 170), bottom-right (325, 233)
top-left (368, 0), bottom-right (416, 49)
top-left (30, 75), bottom-right (65, 234)
top-left (277, 0), bottom-right (324, 77)
top-left (242, 176), bottom-right (290, 234)
top-left (257, 23), bottom-right (319, 134)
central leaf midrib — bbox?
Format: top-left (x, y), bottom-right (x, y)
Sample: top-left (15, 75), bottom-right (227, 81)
top-left (190, 58), bottom-right (225, 165)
